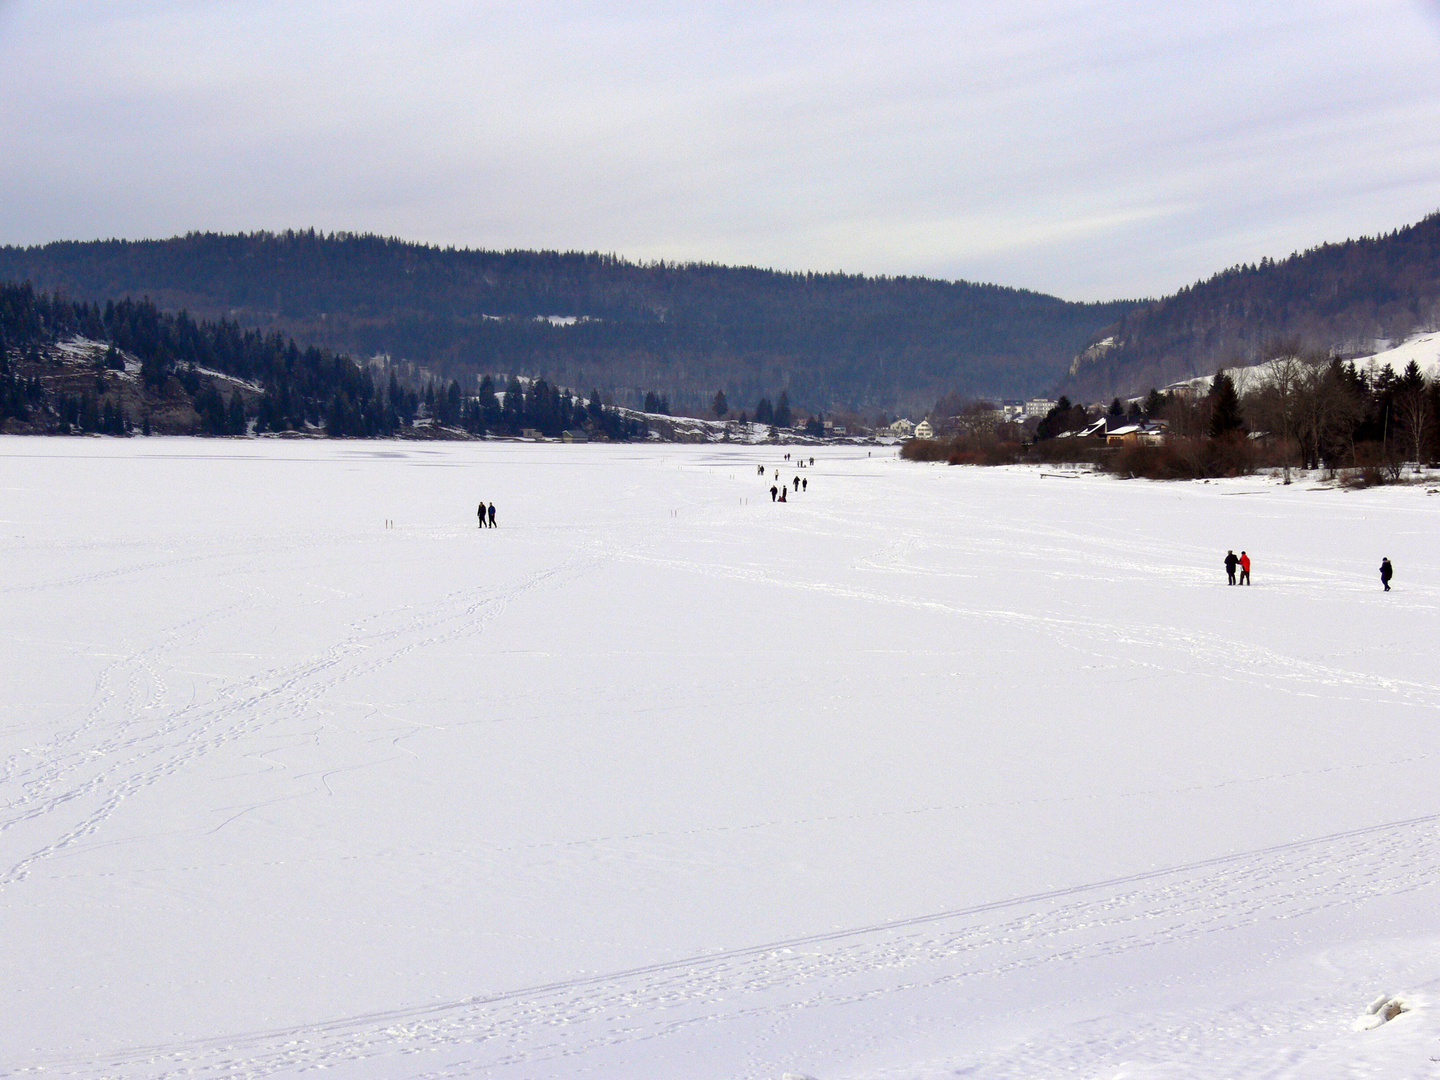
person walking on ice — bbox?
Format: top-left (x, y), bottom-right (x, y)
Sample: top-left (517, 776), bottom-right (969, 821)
top-left (770, 484), bottom-right (778, 502)
top-left (1239, 551), bottom-right (1251, 585)
top-left (1381, 557), bottom-right (1393, 591)
top-left (478, 502), bottom-right (486, 528)
top-left (1225, 550), bottom-right (1239, 585)
top-left (488, 502), bottom-right (497, 528)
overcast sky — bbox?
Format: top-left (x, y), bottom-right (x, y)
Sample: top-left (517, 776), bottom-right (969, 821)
top-left (2, 1), bottom-right (1439, 300)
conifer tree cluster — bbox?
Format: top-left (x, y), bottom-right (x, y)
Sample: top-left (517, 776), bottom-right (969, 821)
top-left (431, 375), bottom-right (644, 439)
top-left (0, 282), bottom-right (649, 440)
top-left (751, 390), bottom-right (792, 427)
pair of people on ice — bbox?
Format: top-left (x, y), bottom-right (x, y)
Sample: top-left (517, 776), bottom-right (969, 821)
top-left (1223, 550), bottom-right (1394, 590)
top-left (770, 484), bottom-right (787, 502)
top-left (477, 502), bottom-right (497, 528)
top-left (1224, 550), bottom-right (1251, 585)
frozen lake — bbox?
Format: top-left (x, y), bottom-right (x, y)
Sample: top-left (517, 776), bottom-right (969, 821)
top-left (2, 436), bottom-right (1438, 1079)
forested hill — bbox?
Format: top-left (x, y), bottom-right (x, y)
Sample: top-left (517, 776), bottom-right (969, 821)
top-left (0, 282), bottom-right (645, 440)
top-left (0, 232), bottom-right (1136, 415)
top-left (1060, 211), bottom-right (1440, 401)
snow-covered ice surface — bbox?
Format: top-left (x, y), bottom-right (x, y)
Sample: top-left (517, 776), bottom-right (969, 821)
top-left (3, 437), bottom-right (1439, 1080)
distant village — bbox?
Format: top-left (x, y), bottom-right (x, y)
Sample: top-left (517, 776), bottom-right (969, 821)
top-left (884, 394), bottom-right (1171, 446)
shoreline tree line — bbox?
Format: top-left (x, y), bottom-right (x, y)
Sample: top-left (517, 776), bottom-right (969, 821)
top-left (907, 344), bottom-right (1439, 482)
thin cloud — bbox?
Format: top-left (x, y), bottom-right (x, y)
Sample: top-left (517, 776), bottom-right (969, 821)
top-left (1, 0), bottom-right (1438, 300)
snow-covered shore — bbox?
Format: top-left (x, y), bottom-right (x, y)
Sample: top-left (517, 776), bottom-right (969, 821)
top-left (2, 438), bottom-right (1437, 1078)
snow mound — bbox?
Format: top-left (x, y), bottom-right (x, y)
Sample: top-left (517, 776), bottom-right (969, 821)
top-left (1353, 993), bottom-right (1412, 1030)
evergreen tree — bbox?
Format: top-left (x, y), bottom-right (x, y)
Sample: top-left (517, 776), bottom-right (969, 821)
top-left (1401, 359), bottom-right (1425, 392)
top-left (774, 390), bottom-right (792, 427)
top-left (1208, 369), bottom-right (1243, 436)
top-left (502, 377), bottom-right (525, 427)
top-left (227, 389), bottom-right (246, 435)
top-left (712, 389), bottom-right (728, 417)
top-left (477, 375), bottom-right (500, 429)
top-left (80, 391), bottom-right (100, 433)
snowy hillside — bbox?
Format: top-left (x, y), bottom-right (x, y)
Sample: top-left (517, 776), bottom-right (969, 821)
top-left (1152, 328), bottom-right (1440, 400)
top-left (1354, 329), bottom-right (1440, 381)
top-left (2, 438), bottom-right (1439, 1079)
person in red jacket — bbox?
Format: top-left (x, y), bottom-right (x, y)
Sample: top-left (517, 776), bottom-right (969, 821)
top-left (1239, 550), bottom-right (1251, 585)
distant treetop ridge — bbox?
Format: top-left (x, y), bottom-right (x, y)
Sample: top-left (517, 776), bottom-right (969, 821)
top-left (0, 231), bottom-right (1135, 414)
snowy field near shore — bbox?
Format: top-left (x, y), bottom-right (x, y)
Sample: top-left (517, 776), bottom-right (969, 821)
top-left (3, 436), bottom-right (1440, 1079)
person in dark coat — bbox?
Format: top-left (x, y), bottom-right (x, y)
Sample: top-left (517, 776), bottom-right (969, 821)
top-left (488, 502), bottom-right (497, 527)
top-left (802, 477), bottom-right (807, 491)
top-left (770, 484), bottom-right (778, 502)
top-left (1239, 551), bottom-right (1251, 585)
top-left (1224, 550), bottom-right (1239, 585)
top-left (1380, 557), bottom-right (1393, 591)
top-left (779, 486), bottom-right (787, 502)
top-left (478, 502), bottom-right (485, 528)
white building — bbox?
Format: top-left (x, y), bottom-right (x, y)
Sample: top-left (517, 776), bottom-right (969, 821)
top-left (1024, 398), bottom-right (1057, 418)
top-left (889, 418), bottom-right (915, 438)
top-left (914, 419), bottom-right (935, 440)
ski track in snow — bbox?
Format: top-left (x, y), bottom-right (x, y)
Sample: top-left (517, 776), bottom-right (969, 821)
top-left (16, 812), bottom-right (1440, 1078)
top-left (0, 548), bottom-right (601, 888)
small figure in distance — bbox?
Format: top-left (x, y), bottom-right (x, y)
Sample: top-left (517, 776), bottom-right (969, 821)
top-left (770, 484), bottom-right (778, 502)
top-left (810, 457), bottom-right (815, 466)
top-left (793, 475), bottom-right (800, 490)
top-left (488, 502), bottom-right (497, 528)
top-left (478, 502), bottom-right (485, 529)
top-left (1239, 550), bottom-right (1251, 585)
top-left (1225, 549), bottom-right (1239, 585)
top-left (802, 477), bottom-right (807, 491)
top-left (779, 486), bottom-right (787, 502)
top-left (1380, 556), bottom-right (1393, 591)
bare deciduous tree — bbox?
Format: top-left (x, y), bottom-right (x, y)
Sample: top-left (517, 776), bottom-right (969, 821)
top-left (1393, 384), bottom-right (1432, 471)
